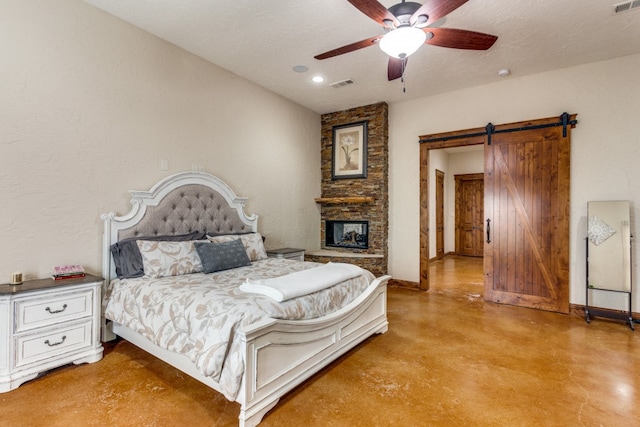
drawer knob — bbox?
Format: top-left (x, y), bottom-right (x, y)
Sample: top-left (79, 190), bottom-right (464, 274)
top-left (44, 335), bottom-right (67, 347)
top-left (45, 304), bottom-right (68, 314)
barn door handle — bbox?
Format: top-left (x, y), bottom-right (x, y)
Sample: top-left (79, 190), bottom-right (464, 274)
top-left (486, 219), bottom-right (491, 243)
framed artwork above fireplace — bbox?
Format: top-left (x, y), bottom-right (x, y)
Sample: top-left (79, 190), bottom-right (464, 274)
top-left (331, 121), bottom-right (368, 180)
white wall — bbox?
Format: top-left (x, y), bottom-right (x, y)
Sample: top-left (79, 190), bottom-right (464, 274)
top-left (427, 149), bottom-right (447, 255)
top-left (389, 53), bottom-right (640, 311)
top-left (0, 0), bottom-right (321, 281)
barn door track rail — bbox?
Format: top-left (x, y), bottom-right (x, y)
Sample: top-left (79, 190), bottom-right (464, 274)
top-left (419, 112), bottom-right (578, 145)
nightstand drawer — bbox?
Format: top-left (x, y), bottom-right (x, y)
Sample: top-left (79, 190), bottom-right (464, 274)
top-left (14, 289), bottom-right (93, 333)
top-left (15, 321), bottom-right (93, 368)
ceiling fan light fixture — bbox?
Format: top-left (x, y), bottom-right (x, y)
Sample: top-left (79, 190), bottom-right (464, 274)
top-left (379, 26), bottom-right (426, 59)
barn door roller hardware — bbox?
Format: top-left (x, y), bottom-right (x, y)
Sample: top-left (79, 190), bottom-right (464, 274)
top-left (419, 113), bottom-right (578, 145)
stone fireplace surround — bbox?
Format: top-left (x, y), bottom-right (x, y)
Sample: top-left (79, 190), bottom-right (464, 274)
top-left (305, 102), bottom-right (389, 277)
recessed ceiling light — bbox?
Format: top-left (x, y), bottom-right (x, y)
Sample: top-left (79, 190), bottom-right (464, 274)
top-left (497, 68), bottom-right (511, 77)
top-left (312, 76), bottom-right (324, 83)
top-left (292, 65), bottom-right (308, 73)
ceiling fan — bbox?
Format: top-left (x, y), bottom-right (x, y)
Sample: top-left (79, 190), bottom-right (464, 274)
top-left (314, 0), bottom-right (498, 81)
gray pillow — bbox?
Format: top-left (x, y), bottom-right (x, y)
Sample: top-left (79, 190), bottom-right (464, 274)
top-left (195, 239), bottom-right (251, 273)
top-left (111, 231), bottom-right (204, 279)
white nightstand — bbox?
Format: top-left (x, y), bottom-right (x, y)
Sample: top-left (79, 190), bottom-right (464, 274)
top-left (267, 248), bottom-right (306, 262)
top-left (0, 274), bottom-right (104, 392)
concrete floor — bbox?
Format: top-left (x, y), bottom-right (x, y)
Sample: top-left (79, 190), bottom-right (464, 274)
top-left (1, 256), bottom-right (639, 426)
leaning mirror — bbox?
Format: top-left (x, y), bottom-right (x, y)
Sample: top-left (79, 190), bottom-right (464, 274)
top-left (586, 200), bottom-right (633, 329)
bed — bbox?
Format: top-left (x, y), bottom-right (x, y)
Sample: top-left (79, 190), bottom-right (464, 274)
top-left (101, 172), bottom-right (390, 427)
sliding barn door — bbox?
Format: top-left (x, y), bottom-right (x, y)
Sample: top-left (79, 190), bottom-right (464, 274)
top-left (484, 117), bottom-right (573, 313)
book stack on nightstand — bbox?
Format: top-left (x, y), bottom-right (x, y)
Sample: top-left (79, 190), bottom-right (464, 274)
top-left (266, 248), bottom-right (305, 262)
top-left (51, 264), bottom-right (86, 281)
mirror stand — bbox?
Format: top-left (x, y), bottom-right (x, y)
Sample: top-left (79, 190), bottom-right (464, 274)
top-left (585, 238), bottom-right (634, 330)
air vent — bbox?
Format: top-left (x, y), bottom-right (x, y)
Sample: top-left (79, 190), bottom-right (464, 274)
top-left (613, 0), bottom-right (640, 14)
top-left (330, 79), bottom-right (354, 89)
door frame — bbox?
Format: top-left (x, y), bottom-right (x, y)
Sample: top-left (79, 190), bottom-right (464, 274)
top-left (419, 133), bottom-right (484, 290)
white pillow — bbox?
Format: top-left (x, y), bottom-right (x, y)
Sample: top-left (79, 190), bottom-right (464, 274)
top-left (206, 233), bottom-right (268, 261)
top-left (136, 240), bottom-right (203, 278)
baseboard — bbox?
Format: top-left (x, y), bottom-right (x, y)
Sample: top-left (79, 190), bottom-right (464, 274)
top-left (429, 252), bottom-right (459, 262)
top-left (388, 279), bottom-right (420, 290)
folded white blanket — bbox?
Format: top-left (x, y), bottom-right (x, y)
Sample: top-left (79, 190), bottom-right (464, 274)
top-left (239, 262), bottom-right (366, 302)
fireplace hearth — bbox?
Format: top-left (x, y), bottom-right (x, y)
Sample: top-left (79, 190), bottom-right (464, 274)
top-left (325, 220), bottom-right (369, 250)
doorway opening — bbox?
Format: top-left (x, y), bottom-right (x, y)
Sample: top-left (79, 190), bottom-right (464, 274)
top-left (427, 146), bottom-right (484, 296)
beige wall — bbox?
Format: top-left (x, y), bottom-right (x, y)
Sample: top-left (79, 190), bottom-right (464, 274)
top-left (0, 0), bottom-right (321, 281)
top-left (389, 53), bottom-right (640, 310)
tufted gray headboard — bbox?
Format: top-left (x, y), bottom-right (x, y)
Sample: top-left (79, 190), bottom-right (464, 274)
top-left (118, 183), bottom-right (253, 239)
top-left (101, 172), bottom-right (258, 283)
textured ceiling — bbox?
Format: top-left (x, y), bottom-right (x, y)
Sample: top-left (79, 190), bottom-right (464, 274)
top-left (81, 0), bottom-right (640, 114)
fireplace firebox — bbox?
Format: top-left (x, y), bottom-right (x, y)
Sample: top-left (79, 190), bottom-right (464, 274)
top-left (325, 220), bottom-right (369, 250)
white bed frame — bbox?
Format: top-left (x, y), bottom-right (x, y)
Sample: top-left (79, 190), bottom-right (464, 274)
top-left (101, 172), bottom-right (389, 427)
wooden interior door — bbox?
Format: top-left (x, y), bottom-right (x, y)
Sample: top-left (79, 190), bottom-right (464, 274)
top-left (484, 116), bottom-right (573, 313)
top-left (455, 174), bottom-right (484, 257)
top-left (435, 170), bottom-right (445, 260)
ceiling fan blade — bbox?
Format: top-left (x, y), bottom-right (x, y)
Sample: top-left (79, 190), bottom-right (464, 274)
top-left (348, 0), bottom-right (399, 28)
top-left (410, 0), bottom-right (468, 27)
top-left (315, 35), bottom-right (382, 60)
top-left (424, 28), bottom-right (498, 50)
top-left (388, 57), bottom-right (406, 81)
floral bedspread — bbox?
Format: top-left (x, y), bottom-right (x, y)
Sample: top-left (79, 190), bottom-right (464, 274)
top-left (104, 258), bottom-right (374, 400)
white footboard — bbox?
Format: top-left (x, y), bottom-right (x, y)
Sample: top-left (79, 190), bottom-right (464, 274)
top-left (236, 275), bottom-right (390, 427)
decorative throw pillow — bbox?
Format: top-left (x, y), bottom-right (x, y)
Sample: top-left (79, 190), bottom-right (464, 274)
top-left (206, 232), bottom-right (268, 261)
top-left (195, 239), bottom-right (251, 273)
top-left (110, 231), bottom-right (204, 279)
top-left (136, 240), bottom-right (203, 278)
top-left (239, 233), bottom-right (268, 261)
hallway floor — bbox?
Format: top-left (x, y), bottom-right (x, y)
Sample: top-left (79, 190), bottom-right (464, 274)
top-left (1, 256), bottom-right (638, 426)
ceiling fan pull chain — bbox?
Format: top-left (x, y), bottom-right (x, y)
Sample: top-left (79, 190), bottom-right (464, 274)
top-left (402, 57), bottom-right (406, 93)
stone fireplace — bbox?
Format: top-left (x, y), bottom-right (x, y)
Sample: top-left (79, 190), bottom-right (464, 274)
top-left (305, 102), bottom-right (388, 276)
